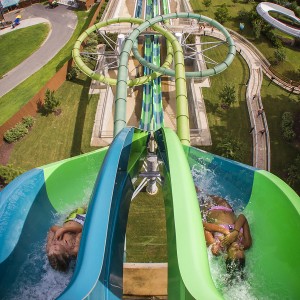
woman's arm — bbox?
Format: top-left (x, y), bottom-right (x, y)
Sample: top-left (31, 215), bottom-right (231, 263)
top-left (55, 224), bottom-right (83, 240)
top-left (222, 214), bottom-right (251, 246)
top-left (46, 229), bottom-right (55, 252)
top-left (203, 222), bottom-right (230, 235)
top-left (70, 232), bottom-right (82, 257)
top-left (242, 218), bottom-right (252, 249)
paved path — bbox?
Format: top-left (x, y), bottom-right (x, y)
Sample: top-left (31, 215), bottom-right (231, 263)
top-left (0, 4), bottom-right (77, 97)
top-left (204, 28), bottom-right (270, 170)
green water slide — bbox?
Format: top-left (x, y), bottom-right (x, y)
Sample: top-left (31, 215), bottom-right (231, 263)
top-left (156, 127), bottom-right (300, 299)
top-left (140, 0), bottom-right (164, 131)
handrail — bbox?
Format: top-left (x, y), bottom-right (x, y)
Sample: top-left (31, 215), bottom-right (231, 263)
top-left (228, 28), bottom-right (300, 90)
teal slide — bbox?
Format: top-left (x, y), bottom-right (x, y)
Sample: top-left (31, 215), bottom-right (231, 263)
top-left (1, 126), bottom-right (299, 299)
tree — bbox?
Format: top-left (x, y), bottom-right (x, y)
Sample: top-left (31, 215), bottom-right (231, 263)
top-left (252, 19), bottom-right (263, 39)
top-left (219, 84), bottom-right (236, 108)
top-left (216, 135), bottom-right (245, 162)
top-left (281, 112), bottom-right (295, 141)
top-left (203, 0), bottom-right (212, 8)
top-left (286, 155), bottom-right (300, 188)
top-left (215, 4), bottom-right (229, 24)
top-left (274, 47), bottom-right (286, 64)
top-left (44, 89), bottom-right (60, 115)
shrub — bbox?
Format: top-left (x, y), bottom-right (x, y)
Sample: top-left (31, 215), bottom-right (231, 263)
top-left (215, 4), bottom-right (229, 24)
top-left (274, 47), bottom-right (286, 64)
top-left (67, 66), bottom-right (80, 81)
top-left (238, 9), bottom-right (249, 21)
top-left (252, 19), bottom-right (263, 39)
top-left (264, 30), bottom-right (282, 48)
top-left (4, 122), bottom-right (28, 143)
top-left (0, 164), bottom-right (24, 186)
top-left (44, 89), bottom-right (60, 114)
top-left (22, 116), bottom-right (35, 128)
top-left (286, 155), bottom-right (300, 187)
top-left (216, 134), bottom-right (245, 162)
top-left (202, 0), bottom-right (212, 8)
top-left (219, 84), bottom-right (236, 108)
top-left (281, 112), bottom-right (295, 141)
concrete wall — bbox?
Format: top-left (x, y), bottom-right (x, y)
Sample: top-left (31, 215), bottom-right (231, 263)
top-left (123, 263), bottom-right (167, 296)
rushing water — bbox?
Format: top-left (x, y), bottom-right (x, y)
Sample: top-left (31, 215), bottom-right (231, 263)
top-left (7, 250), bottom-right (75, 300)
top-left (191, 162), bottom-right (258, 300)
top-left (5, 199), bottom-right (90, 300)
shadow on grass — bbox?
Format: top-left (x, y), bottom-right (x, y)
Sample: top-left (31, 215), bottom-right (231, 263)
top-left (70, 77), bottom-right (93, 156)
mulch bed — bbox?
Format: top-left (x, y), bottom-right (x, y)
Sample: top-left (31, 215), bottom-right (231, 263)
top-left (0, 141), bottom-right (14, 165)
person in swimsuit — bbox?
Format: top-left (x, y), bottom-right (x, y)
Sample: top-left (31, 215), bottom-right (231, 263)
top-left (46, 207), bottom-right (86, 272)
top-left (199, 193), bottom-right (252, 281)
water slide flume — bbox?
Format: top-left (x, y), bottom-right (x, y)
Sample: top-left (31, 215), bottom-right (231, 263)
top-left (257, 2), bottom-right (300, 38)
top-left (1, 11), bottom-right (300, 300)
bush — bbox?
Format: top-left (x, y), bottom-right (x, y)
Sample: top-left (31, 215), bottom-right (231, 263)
top-left (67, 66), bottom-right (80, 81)
top-left (216, 134), bottom-right (245, 162)
top-left (281, 112), bottom-right (295, 141)
top-left (274, 47), bottom-right (286, 64)
top-left (202, 0), bottom-right (212, 8)
top-left (215, 4), bottom-right (229, 24)
top-left (219, 84), bottom-right (236, 108)
top-left (0, 164), bottom-right (24, 186)
top-left (238, 9), bottom-right (249, 22)
top-left (22, 116), bottom-right (35, 128)
top-left (264, 30), bottom-right (282, 48)
top-left (286, 155), bottom-right (300, 187)
top-left (44, 89), bottom-right (60, 114)
top-left (4, 122), bottom-right (28, 143)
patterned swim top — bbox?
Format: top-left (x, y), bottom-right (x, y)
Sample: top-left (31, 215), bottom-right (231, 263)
top-left (64, 207), bottom-right (86, 226)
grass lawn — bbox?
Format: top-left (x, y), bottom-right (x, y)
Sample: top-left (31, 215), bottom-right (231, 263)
top-left (8, 74), bottom-right (99, 170)
top-left (0, 24), bottom-right (49, 78)
top-left (200, 36), bottom-right (252, 165)
top-left (189, 0), bottom-right (255, 32)
top-left (0, 5), bottom-right (99, 126)
top-left (126, 186), bottom-right (167, 262)
top-left (189, 0), bottom-right (300, 78)
top-left (260, 76), bottom-right (300, 194)
top-left (241, 28), bottom-right (300, 78)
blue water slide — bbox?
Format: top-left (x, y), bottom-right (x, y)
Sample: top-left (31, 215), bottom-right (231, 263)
top-left (58, 127), bottom-right (148, 299)
top-left (0, 128), bottom-right (147, 299)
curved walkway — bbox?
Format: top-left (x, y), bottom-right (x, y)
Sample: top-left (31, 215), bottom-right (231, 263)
top-left (257, 2), bottom-right (300, 38)
top-left (0, 4), bottom-right (77, 98)
top-left (205, 28), bottom-right (270, 171)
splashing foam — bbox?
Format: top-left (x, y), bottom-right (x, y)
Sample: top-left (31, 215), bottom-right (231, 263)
top-left (192, 161), bottom-right (257, 299)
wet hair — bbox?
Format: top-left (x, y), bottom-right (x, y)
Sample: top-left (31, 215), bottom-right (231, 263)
top-left (48, 252), bottom-right (70, 272)
top-left (225, 258), bottom-right (246, 283)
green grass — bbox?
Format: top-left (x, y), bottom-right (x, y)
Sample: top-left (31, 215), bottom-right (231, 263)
top-left (189, 0), bottom-right (255, 32)
top-left (0, 4), bottom-right (99, 126)
top-left (260, 76), bottom-right (300, 194)
top-left (126, 186), bottom-right (167, 262)
top-left (200, 36), bottom-right (252, 165)
top-left (189, 0), bottom-right (300, 78)
top-left (0, 24), bottom-right (49, 78)
top-left (8, 74), bottom-right (98, 170)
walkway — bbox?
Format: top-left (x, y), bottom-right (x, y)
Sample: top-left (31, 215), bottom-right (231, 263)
top-left (204, 28), bottom-right (270, 170)
top-left (0, 4), bottom-right (77, 98)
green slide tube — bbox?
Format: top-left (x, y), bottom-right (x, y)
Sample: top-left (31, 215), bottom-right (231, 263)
top-left (115, 15), bottom-right (190, 145)
top-left (245, 170), bottom-right (300, 299)
top-left (72, 17), bottom-right (173, 87)
top-left (156, 127), bottom-right (222, 299)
